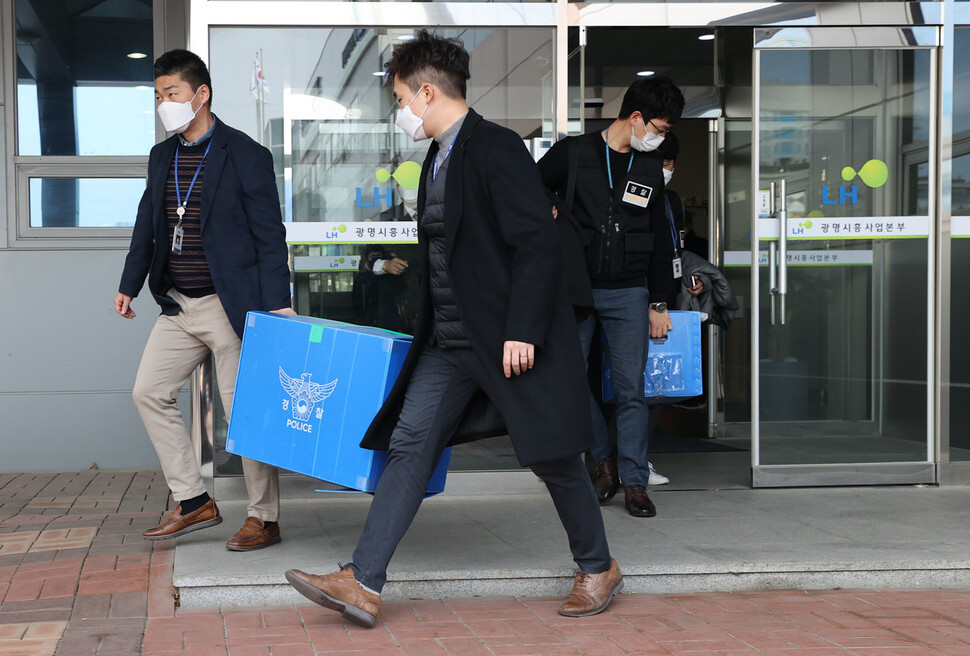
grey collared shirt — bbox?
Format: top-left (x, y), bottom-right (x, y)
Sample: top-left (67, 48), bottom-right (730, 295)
top-left (433, 113), bottom-right (467, 176)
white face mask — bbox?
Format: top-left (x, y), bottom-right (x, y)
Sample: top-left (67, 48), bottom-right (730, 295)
top-left (395, 90), bottom-right (429, 142)
top-left (663, 168), bottom-right (674, 185)
top-left (399, 185), bottom-right (419, 205)
top-left (157, 87), bottom-right (201, 134)
top-left (630, 117), bottom-right (666, 153)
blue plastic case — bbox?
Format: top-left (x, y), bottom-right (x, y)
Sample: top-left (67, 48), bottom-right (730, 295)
top-left (602, 310), bottom-right (703, 402)
top-left (226, 312), bottom-right (450, 495)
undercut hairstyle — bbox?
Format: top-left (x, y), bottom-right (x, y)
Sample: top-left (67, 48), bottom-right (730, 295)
top-left (154, 49), bottom-right (213, 107)
top-left (657, 131), bottom-right (679, 161)
top-left (385, 30), bottom-right (471, 100)
top-left (618, 76), bottom-right (685, 124)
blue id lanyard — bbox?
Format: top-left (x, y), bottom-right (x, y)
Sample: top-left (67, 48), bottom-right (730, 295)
top-left (664, 194), bottom-right (681, 256)
top-left (604, 127), bottom-right (635, 191)
top-left (432, 133), bottom-right (459, 181)
top-left (174, 140), bottom-right (213, 221)
top-left (171, 140), bottom-right (213, 255)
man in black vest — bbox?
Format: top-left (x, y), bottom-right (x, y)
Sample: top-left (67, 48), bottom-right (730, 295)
top-left (538, 78), bottom-right (685, 517)
top-left (285, 30), bottom-right (621, 628)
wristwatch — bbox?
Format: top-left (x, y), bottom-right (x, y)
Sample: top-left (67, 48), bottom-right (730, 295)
top-left (650, 302), bottom-right (668, 313)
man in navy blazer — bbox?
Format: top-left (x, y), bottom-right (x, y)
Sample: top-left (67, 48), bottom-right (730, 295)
top-left (115, 50), bottom-right (293, 551)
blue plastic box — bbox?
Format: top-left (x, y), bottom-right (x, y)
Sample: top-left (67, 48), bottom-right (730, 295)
top-left (226, 312), bottom-right (451, 495)
top-left (602, 310), bottom-right (703, 402)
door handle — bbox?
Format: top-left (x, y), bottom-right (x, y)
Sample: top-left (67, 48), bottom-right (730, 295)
top-left (768, 182), bottom-right (777, 326)
top-left (766, 180), bottom-right (788, 326)
top-left (769, 242), bottom-right (777, 325)
top-left (777, 178), bottom-right (788, 326)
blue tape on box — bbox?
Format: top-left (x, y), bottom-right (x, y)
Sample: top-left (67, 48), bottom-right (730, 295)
top-left (226, 312), bottom-right (450, 496)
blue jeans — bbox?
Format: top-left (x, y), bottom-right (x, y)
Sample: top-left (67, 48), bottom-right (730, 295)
top-left (578, 286), bottom-right (651, 487)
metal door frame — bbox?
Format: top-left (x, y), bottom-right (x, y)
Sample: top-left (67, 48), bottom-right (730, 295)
top-left (750, 26), bottom-right (938, 487)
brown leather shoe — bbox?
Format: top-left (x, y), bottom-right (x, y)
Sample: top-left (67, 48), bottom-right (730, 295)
top-left (624, 485), bottom-right (657, 517)
top-left (593, 456), bottom-right (620, 504)
top-left (142, 499), bottom-right (222, 541)
top-left (285, 568), bottom-right (380, 628)
top-left (559, 558), bottom-right (624, 617)
top-left (226, 517), bottom-right (281, 552)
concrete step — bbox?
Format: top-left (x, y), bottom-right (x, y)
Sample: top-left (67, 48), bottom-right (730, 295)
top-left (174, 481), bottom-right (970, 609)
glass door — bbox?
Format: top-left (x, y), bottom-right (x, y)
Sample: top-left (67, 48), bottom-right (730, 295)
top-left (199, 19), bottom-right (558, 481)
top-left (751, 28), bottom-right (937, 486)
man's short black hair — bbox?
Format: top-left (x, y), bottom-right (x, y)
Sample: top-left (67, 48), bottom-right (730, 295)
top-left (385, 30), bottom-right (470, 100)
top-left (154, 49), bottom-right (213, 106)
top-left (618, 76), bottom-right (684, 124)
top-left (657, 131), bottom-right (679, 161)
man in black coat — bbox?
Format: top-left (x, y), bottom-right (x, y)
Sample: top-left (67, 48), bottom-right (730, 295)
top-left (115, 50), bottom-right (293, 551)
top-left (285, 30), bottom-right (622, 627)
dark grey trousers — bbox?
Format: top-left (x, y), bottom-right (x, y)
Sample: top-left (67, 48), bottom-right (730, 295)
top-left (348, 345), bottom-right (613, 592)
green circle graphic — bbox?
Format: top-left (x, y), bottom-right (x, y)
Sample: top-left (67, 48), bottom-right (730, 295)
top-left (858, 159), bottom-right (888, 188)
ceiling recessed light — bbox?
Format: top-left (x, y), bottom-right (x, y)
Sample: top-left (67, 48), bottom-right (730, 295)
top-left (397, 35), bottom-right (416, 41)
top-left (372, 71), bottom-right (386, 77)
top-left (637, 70), bottom-right (655, 77)
top-left (127, 52), bottom-right (148, 59)
top-left (698, 34), bottom-right (715, 41)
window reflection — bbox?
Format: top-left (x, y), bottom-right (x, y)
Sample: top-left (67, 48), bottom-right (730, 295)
top-left (210, 27), bottom-right (554, 332)
top-left (28, 178), bottom-right (145, 228)
top-left (951, 28), bottom-right (970, 461)
top-left (15, 0), bottom-right (154, 157)
top-left (760, 49), bottom-right (930, 219)
top-left (756, 46), bottom-right (932, 463)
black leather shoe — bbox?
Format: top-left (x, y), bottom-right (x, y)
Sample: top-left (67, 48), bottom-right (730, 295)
top-left (624, 485), bottom-right (657, 517)
top-left (593, 456), bottom-right (620, 505)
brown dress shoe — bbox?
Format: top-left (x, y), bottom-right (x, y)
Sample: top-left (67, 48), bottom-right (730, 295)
top-left (285, 568), bottom-right (380, 628)
top-left (559, 558), bottom-right (624, 617)
top-left (593, 456), bottom-right (620, 504)
top-left (142, 499), bottom-right (222, 541)
top-left (624, 485), bottom-right (657, 517)
top-left (226, 517), bottom-right (281, 552)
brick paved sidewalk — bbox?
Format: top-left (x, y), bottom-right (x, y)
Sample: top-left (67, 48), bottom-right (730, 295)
top-left (2, 472), bottom-right (970, 655)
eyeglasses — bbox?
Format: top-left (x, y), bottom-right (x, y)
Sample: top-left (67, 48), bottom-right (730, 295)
top-left (645, 118), bottom-right (671, 136)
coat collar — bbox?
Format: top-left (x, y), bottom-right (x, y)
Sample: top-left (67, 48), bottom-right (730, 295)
top-left (150, 138), bottom-right (177, 233)
top-left (198, 116), bottom-right (229, 232)
top-left (417, 109), bottom-right (483, 262)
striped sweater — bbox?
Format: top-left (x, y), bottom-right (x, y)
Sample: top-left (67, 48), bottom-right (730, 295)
top-left (165, 140), bottom-right (214, 297)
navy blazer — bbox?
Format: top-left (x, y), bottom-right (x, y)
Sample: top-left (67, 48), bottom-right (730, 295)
top-left (119, 117), bottom-right (291, 338)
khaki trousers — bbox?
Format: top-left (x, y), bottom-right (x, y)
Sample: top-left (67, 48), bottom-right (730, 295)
top-left (132, 289), bottom-right (280, 522)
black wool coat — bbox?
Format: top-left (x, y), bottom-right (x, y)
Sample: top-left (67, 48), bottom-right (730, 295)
top-left (360, 109), bottom-right (594, 467)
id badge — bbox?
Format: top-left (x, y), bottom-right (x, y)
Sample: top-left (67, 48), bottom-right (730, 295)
top-left (621, 181), bottom-right (653, 208)
top-left (172, 225), bottom-right (184, 255)
top-left (672, 257), bottom-right (683, 279)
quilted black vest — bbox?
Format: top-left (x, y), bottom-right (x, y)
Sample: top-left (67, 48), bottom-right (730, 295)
top-left (421, 155), bottom-right (471, 349)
